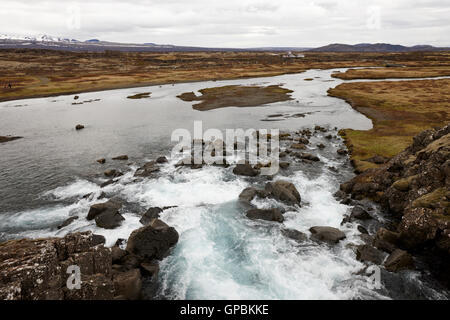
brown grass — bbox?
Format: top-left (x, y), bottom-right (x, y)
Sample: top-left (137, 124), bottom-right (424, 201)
top-left (329, 79), bottom-right (450, 172)
top-left (332, 66), bottom-right (450, 80)
top-left (1, 49), bottom-right (450, 102)
top-left (177, 85), bottom-right (293, 111)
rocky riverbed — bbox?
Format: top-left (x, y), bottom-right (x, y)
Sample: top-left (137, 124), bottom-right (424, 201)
top-left (1, 124), bottom-right (448, 299)
top-left (1, 69), bottom-right (448, 300)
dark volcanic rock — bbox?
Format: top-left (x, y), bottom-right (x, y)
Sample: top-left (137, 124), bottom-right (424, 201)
top-left (57, 216), bottom-right (79, 229)
top-left (296, 152), bottom-right (320, 162)
top-left (140, 207), bottom-right (164, 225)
top-left (356, 244), bottom-right (385, 265)
top-left (373, 228), bottom-right (400, 253)
top-left (281, 228), bottom-right (308, 242)
top-left (350, 206), bottom-right (372, 220)
top-left (112, 155), bottom-right (128, 161)
top-left (156, 156), bottom-right (168, 164)
top-left (291, 143), bottom-right (306, 150)
top-left (337, 148), bottom-right (348, 155)
top-left (238, 187), bottom-right (269, 204)
top-left (0, 232), bottom-right (114, 300)
top-left (246, 208), bottom-right (284, 223)
top-left (87, 199), bottom-right (122, 221)
top-left (113, 269), bottom-right (142, 300)
top-left (75, 124), bottom-right (85, 130)
top-left (309, 226), bottom-right (346, 244)
top-left (0, 136), bottom-right (22, 143)
top-left (100, 179), bottom-right (116, 188)
top-left (104, 169), bottom-right (123, 178)
top-left (95, 209), bottom-right (125, 229)
top-left (126, 219), bottom-right (179, 260)
top-left (384, 249), bottom-right (414, 272)
top-left (134, 161), bottom-right (160, 178)
top-left (265, 180), bottom-right (301, 205)
top-left (233, 163), bottom-right (259, 177)
top-left (279, 162), bottom-right (290, 169)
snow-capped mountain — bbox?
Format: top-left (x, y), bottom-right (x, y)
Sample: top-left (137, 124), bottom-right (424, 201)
top-left (0, 33), bottom-right (79, 43)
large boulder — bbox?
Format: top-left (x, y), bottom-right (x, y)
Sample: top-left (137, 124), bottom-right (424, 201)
top-left (134, 161), bottom-right (160, 178)
top-left (384, 249), bottom-right (414, 272)
top-left (95, 209), bottom-right (125, 229)
top-left (309, 226), bottom-right (346, 244)
top-left (265, 180), bottom-right (301, 205)
top-left (87, 199), bottom-right (122, 221)
top-left (126, 219), bottom-right (179, 260)
top-left (139, 207), bottom-right (163, 225)
top-left (373, 228), bottom-right (400, 253)
top-left (246, 208), bottom-right (284, 223)
top-left (238, 187), bottom-right (269, 204)
top-left (350, 206), bottom-right (372, 220)
top-left (233, 164), bottom-right (259, 177)
top-left (281, 228), bottom-right (308, 242)
top-left (355, 245), bottom-right (385, 265)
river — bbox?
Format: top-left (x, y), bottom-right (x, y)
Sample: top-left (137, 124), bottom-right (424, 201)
top-left (0, 68), bottom-right (448, 299)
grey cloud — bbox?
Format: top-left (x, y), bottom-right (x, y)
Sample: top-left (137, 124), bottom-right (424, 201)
top-left (0, 0), bottom-right (448, 47)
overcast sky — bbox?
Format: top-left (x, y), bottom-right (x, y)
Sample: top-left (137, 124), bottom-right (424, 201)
top-left (1, 0), bottom-right (449, 47)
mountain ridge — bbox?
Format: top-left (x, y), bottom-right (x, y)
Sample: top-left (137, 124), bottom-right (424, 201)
top-left (0, 34), bottom-right (448, 52)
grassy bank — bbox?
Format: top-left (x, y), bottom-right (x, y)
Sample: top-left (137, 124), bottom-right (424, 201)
top-left (328, 78), bottom-right (450, 172)
top-left (2, 50), bottom-right (450, 102)
top-left (332, 66), bottom-right (450, 80)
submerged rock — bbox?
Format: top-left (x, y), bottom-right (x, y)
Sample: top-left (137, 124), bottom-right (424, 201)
top-left (134, 161), bottom-right (160, 178)
top-left (104, 169), bottom-right (123, 178)
top-left (246, 208), bottom-right (284, 223)
top-left (350, 206), bottom-right (372, 220)
top-left (337, 148), bottom-right (348, 155)
top-left (296, 152), bottom-right (320, 162)
top-left (291, 143), bottom-right (306, 150)
top-left (309, 226), bottom-right (346, 244)
top-left (281, 228), bottom-right (308, 242)
top-left (156, 156), bottom-right (168, 164)
top-left (57, 216), bottom-right (79, 229)
top-left (112, 155), bottom-right (128, 161)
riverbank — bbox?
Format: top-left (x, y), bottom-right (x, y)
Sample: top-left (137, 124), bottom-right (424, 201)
top-left (2, 50), bottom-right (450, 103)
top-left (332, 66), bottom-right (450, 80)
top-left (328, 78), bottom-right (450, 173)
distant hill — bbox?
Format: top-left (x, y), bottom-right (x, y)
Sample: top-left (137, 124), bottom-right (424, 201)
top-left (0, 34), bottom-right (448, 53)
top-left (309, 43), bottom-right (449, 52)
